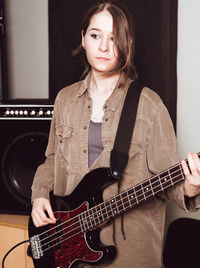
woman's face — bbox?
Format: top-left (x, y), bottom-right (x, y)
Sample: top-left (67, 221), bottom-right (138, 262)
top-left (82, 10), bottom-right (118, 75)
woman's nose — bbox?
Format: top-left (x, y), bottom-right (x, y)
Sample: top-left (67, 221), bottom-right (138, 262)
top-left (99, 37), bottom-right (109, 52)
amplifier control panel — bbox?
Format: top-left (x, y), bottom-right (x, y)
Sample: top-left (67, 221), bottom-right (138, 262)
top-left (0, 104), bottom-right (54, 120)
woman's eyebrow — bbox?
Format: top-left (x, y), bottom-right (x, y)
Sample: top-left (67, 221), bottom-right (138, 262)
top-left (88, 27), bottom-right (113, 34)
top-left (88, 27), bottom-right (101, 32)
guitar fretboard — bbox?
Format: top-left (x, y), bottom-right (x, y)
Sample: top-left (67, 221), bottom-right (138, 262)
top-left (78, 153), bottom-right (199, 232)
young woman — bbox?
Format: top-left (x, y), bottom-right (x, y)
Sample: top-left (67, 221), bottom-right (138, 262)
top-left (31, 1), bottom-right (200, 267)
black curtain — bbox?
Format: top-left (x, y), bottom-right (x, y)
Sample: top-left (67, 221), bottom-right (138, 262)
top-left (49, 0), bottom-right (177, 128)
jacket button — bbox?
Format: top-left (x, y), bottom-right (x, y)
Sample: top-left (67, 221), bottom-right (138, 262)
top-left (113, 171), bottom-right (118, 176)
top-left (83, 149), bottom-right (87, 153)
top-left (105, 118), bottom-right (108, 121)
top-left (84, 126), bottom-right (87, 130)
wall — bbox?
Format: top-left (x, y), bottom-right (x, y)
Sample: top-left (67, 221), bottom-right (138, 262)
top-left (5, 0), bottom-right (49, 99)
top-left (166, 0), bottom-right (200, 227)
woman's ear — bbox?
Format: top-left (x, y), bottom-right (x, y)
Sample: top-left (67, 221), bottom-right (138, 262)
top-left (81, 30), bottom-right (85, 49)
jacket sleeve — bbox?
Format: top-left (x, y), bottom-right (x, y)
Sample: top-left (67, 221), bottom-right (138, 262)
top-left (31, 102), bottom-right (57, 202)
top-left (146, 101), bottom-right (200, 212)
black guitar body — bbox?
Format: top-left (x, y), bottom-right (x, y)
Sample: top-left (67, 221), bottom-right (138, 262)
top-left (28, 167), bottom-right (118, 268)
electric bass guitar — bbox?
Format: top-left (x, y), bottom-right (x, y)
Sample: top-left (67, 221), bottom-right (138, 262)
top-left (28, 155), bottom-right (196, 268)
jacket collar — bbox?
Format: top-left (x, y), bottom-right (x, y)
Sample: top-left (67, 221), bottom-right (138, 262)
top-left (77, 71), bottom-right (132, 111)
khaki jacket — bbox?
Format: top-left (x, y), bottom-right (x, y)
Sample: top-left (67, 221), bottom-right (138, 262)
top-left (32, 73), bottom-right (200, 268)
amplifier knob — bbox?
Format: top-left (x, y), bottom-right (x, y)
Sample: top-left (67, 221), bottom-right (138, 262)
top-left (24, 110), bottom-right (28, 115)
top-left (38, 110), bottom-right (44, 116)
top-left (30, 110), bottom-right (36, 116)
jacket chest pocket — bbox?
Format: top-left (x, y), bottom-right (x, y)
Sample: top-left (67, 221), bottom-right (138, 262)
top-left (55, 124), bottom-right (74, 160)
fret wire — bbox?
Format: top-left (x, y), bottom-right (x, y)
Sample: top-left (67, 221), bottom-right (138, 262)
top-left (78, 213), bottom-right (84, 232)
top-left (168, 168), bottom-right (174, 186)
top-left (101, 203), bottom-right (109, 221)
top-left (85, 210), bottom-right (92, 230)
top-left (91, 206), bottom-right (100, 226)
top-left (119, 193), bottom-right (126, 211)
top-left (140, 183), bottom-right (146, 200)
top-left (158, 174), bottom-right (164, 191)
top-left (109, 198), bottom-right (117, 217)
top-left (179, 163), bottom-right (185, 181)
top-left (121, 192), bottom-right (130, 210)
top-left (106, 199), bottom-right (115, 218)
top-left (142, 180), bottom-right (153, 198)
top-left (126, 190), bottom-right (132, 207)
top-left (96, 205), bottom-right (102, 224)
top-left (114, 196), bottom-right (120, 215)
top-left (133, 187), bottom-right (139, 204)
top-left (148, 178), bottom-right (155, 196)
top-left (88, 207), bottom-right (94, 227)
top-left (82, 211), bottom-right (89, 231)
top-left (97, 204), bottom-right (105, 222)
top-left (115, 196), bottom-right (121, 214)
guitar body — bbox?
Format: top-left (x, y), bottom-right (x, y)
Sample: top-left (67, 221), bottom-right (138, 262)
top-left (28, 167), bottom-right (117, 268)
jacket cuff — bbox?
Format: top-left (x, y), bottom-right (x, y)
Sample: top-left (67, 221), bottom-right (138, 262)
top-left (31, 186), bottom-right (50, 203)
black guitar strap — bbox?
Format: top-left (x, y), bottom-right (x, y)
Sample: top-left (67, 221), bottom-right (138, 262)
top-left (110, 80), bottom-right (142, 244)
top-left (110, 80), bottom-right (143, 179)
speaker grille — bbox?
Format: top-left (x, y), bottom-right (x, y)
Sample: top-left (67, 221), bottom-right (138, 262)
top-left (0, 104), bottom-right (52, 214)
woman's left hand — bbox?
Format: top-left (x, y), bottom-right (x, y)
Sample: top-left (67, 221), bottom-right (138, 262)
top-left (182, 152), bottom-right (200, 197)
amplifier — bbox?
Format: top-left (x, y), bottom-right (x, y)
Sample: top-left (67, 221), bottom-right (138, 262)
top-left (0, 104), bottom-right (53, 215)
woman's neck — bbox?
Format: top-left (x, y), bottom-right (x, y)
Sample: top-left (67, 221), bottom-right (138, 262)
top-left (89, 71), bottom-right (120, 123)
top-left (89, 71), bottom-right (120, 98)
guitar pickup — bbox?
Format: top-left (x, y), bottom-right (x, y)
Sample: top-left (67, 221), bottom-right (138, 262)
top-left (54, 218), bottom-right (63, 250)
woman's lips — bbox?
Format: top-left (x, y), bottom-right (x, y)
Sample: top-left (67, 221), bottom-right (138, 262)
top-left (96, 57), bottom-right (109, 61)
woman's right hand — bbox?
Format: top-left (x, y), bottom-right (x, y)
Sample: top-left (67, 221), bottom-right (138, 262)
top-left (31, 197), bottom-right (56, 227)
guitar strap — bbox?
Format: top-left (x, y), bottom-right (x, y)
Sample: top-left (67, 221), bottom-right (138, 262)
top-left (110, 80), bottom-right (143, 179)
top-left (110, 80), bottom-right (143, 244)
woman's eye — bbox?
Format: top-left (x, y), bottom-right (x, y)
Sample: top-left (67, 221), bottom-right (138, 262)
top-left (110, 37), bottom-right (114, 42)
top-left (91, 34), bottom-right (100, 39)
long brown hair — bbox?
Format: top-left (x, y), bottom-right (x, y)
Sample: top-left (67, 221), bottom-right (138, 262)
top-left (73, 0), bottom-right (137, 80)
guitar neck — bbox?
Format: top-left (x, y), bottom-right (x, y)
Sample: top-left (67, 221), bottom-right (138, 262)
top-left (79, 153), bottom-right (200, 232)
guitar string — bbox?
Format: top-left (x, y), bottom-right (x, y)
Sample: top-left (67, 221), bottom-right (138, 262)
top-left (36, 164), bottom-right (184, 249)
top-left (36, 163), bottom-right (182, 245)
top-left (41, 174), bottom-right (185, 255)
top-left (41, 174), bottom-right (185, 254)
top-left (34, 165), bottom-right (184, 254)
top-left (36, 161), bottom-right (183, 240)
top-left (32, 156), bottom-right (191, 243)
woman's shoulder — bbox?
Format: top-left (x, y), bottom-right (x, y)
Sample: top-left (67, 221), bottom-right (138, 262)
top-left (140, 86), bottom-right (164, 109)
top-left (137, 86), bottom-right (168, 123)
top-left (55, 80), bottom-right (85, 103)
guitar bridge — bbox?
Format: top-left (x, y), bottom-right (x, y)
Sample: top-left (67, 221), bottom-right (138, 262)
top-left (30, 235), bottom-right (44, 259)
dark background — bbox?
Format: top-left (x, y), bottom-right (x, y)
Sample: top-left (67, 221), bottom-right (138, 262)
top-left (49, 0), bottom-right (178, 128)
